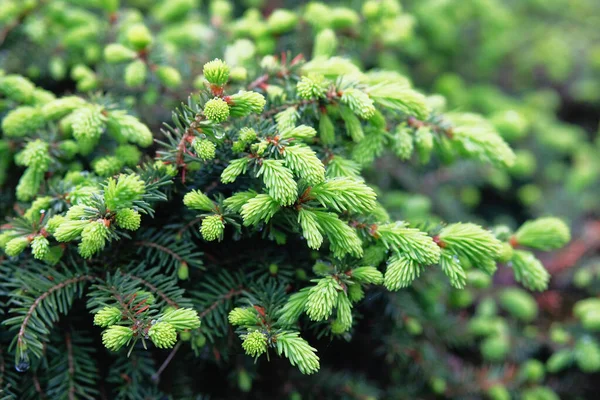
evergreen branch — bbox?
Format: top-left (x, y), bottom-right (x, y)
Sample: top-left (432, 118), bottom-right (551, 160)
top-left (136, 241), bottom-right (184, 263)
top-left (199, 288), bottom-right (245, 319)
top-left (125, 272), bottom-right (182, 309)
top-left (11, 274), bottom-right (95, 360)
top-left (46, 331), bottom-right (98, 400)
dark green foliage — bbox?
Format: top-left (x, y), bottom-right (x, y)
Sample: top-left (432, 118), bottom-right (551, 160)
top-left (0, 0), bottom-right (598, 399)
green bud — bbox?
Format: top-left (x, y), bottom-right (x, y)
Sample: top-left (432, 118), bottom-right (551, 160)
top-left (509, 150), bottom-right (537, 178)
top-left (228, 91), bottom-right (266, 117)
top-left (476, 298), bottom-right (497, 317)
top-left (78, 220), bottom-right (110, 258)
top-left (481, 334), bottom-right (509, 362)
top-left (546, 349), bottom-right (573, 373)
top-left (260, 55), bottom-right (279, 72)
top-left (183, 190), bottom-right (215, 211)
top-left (515, 217), bottom-right (571, 251)
top-left (0, 74), bottom-right (35, 103)
top-left (104, 43), bottom-right (137, 63)
top-left (449, 289), bottom-right (473, 308)
top-left (405, 317), bottom-right (422, 335)
top-left (115, 208), bottom-right (141, 231)
top-left (94, 306), bottom-right (122, 327)
top-left (203, 98), bottom-right (230, 122)
top-left (177, 262), bottom-right (189, 280)
top-left (24, 196), bottom-right (52, 222)
top-left (269, 263), bottom-right (278, 275)
top-left (238, 127), bottom-right (257, 143)
top-left (497, 242), bottom-right (514, 263)
top-left (230, 66), bottom-right (248, 81)
top-left (467, 270), bottom-right (492, 289)
top-left (265, 85), bottom-right (285, 101)
top-left (487, 384), bottom-right (510, 400)
top-left (340, 88), bottom-right (375, 119)
top-left (16, 168), bottom-right (44, 201)
top-left (115, 144), bottom-right (142, 167)
top-left (267, 9), bottom-right (298, 34)
top-left (71, 105), bottom-right (107, 155)
top-left (30, 88), bottom-right (55, 105)
top-left (430, 377), bottom-right (446, 395)
top-left (152, 0), bottom-right (197, 22)
top-left (574, 298), bottom-right (600, 319)
top-left (149, 321), bottom-right (178, 349)
top-left (104, 173), bottom-right (146, 210)
top-left (179, 330), bottom-right (192, 341)
top-left (330, 319), bottom-right (346, 335)
top-left (161, 308), bottom-right (200, 330)
top-left (468, 316), bottom-right (502, 337)
top-left (229, 307), bottom-right (259, 326)
top-left (304, 3), bottom-right (332, 30)
top-left (192, 138), bottom-right (216, 161)
top-left (238, 368), bottom-right (252, 392)
top-left (124, 60), bottom-right (147, 88)
top-left (575, 338), bottom-right (600, 373)
top-left (2, 106), bottom-right (45, 137)
top-left (100, 0), bottom-right (119, 12)
top-left (127, 24), bottom-right (153, 50)
top-left (242, 330), bottom-right (267, 357)
top-left (549, 325), bottom-right (570, 344)
top-left (136, 291), bottom-right (155, 306)
top-left (0, 231), bottom-right (18, 250)
top-left (330, 7), bottom-right (360, 29)
top-left (58, 140), bottom-right (79, 160)
top-left (313, 29), bottom-right (337, 59)
top-left (156, 66), bottom-right (182, 88)
top-left (93, 156), bottom-right (124, 177)
top-left (45, 215), bottom-right (66, 235)
top-left (581, 310), bottom-right (600, 332)
top-left (48, 57), bottom-right (67, 81)
top-left (520, 359), bottom-right (545, 382)
top-left (107, 111), bottom-right (153, 147)
top-left (522, 387), bottom-right (559, 400)
top-left (351, 266), bottom-right (383, 284)
top-left (490, 110), bottom-right (528, 141)
top-left (154, 160), bottom-right (178, 177)
top-left (499, 288), bottom-right (538, 322)
top-left (31, 235), bottom-right (49, 260)
top-left (200, 214), bottom-right (225, 241)
top-left (195, 332), bottom-right (207, 348)
top-left (347, 283), bottom-right (364, 303)
top-left (203, 58), bottom-right (230, 86)
top-left (4, 236), bottom-right (29, 257)
top-left (296, 268), bottom-right (308, 281)
top-left (297, 74), bottom-right (328, 99)
top-left (574, 268), bottom-right (593, 288)
top-left (362, 1), bottom-right (381, 19)
top-left (102, 325), bottom-right (133, 351)
top-left (393, 125), bottom-right (414, 160)
top-left (54, 219), bottom-right (88, 242)
top-left (16, 139), bottom-right (50, 170)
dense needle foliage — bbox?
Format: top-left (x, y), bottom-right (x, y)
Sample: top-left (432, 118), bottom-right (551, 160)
top-left (0, 1), bottom-right (599, 399)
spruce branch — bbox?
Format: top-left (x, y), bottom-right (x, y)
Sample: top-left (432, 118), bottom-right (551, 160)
top-left (4, 271), bottom-right (95, 365)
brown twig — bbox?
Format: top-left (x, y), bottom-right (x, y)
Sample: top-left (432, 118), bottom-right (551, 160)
top-left (135, 240), bottom-right (185, 263)
top-left (65, 332), bottom-right (76, 400)
top-left (151, 341), bottom-right (182, 382)
top-left (199, 288), bottom-right (244, 319)
top-left (123, 272), bottom-right (181, 309)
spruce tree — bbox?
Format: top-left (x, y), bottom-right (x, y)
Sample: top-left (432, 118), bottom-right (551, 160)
top-left (0, 0), bottom-right (597, 398)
